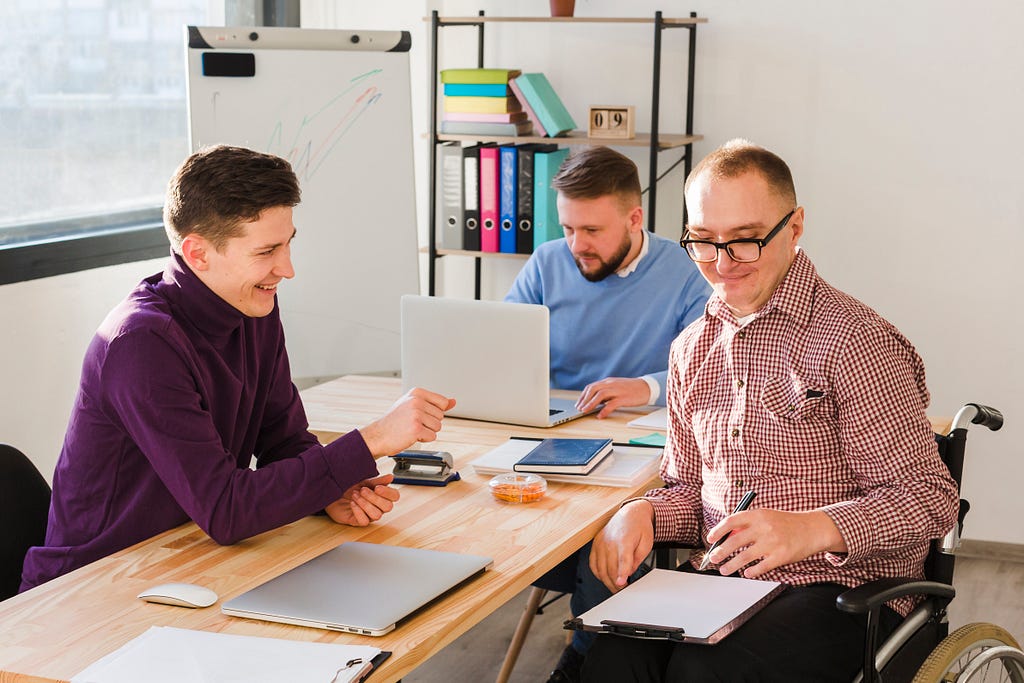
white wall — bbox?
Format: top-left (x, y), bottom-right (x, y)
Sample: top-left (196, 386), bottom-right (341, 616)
top-left (0, 259), bottom-right (166, 487)
top-left (3, 0), bottom-right (1021, 543)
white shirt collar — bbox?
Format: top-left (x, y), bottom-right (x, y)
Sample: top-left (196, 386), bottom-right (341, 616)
top-left (616, 229), bottom-right (649, 278)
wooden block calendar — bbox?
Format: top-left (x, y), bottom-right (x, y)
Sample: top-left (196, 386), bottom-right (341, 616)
top-left (588, 105), bottom-right (635, 139)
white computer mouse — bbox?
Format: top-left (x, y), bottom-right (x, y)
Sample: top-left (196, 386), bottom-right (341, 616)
top-left (137, 582), bottom-right (218, 608)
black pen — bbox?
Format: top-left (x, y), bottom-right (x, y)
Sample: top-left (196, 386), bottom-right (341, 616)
top-left (699, 490), bottom-right (757, 571)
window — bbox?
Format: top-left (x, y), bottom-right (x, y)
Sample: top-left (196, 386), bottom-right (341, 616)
top-left (0, 0), bottom-right (213, 283)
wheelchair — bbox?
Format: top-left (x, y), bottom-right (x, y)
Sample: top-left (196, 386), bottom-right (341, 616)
top-left (834, 402), bottom-right (1024, 683)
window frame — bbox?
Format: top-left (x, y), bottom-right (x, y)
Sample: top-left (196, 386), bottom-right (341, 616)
top-left (0, 211), bottom-right (169, 285)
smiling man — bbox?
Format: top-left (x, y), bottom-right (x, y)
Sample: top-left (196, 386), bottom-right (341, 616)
top-left (21, 145), bottom-right (455, 591)
top-left (582, 140), bottom-right (958, 682)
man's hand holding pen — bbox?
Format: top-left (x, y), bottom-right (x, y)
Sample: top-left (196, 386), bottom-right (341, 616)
top-left (704, 506), bottom-right (849, 580)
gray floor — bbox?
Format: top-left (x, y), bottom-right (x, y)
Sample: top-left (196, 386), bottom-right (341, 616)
top-left (406, 554), bottom-right (1024, 682)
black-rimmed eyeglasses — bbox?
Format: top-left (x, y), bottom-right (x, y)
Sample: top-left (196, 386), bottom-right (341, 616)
top-left (680, 210), bottom-right (795, 263)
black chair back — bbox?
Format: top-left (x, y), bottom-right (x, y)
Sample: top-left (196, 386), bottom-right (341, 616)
top-left (0, 444), bottom-right (51, 600)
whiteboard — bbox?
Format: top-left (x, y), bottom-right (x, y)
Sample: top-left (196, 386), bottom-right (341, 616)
top-left (186, 26), bottom-right (418, 379)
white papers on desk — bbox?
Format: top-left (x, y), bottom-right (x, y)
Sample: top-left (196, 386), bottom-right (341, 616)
top-left (569, 569), bottom-right (784, 644)
top-left (471, 438), bottom-right (661, 487)
top-left (72, 626), bottom-right (384, 683)
top-left (626, 407), bottom-right (668, 431)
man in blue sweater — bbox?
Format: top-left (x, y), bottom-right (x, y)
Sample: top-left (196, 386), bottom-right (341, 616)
top-left (505, 146), bottom-right (709, 682)
top-left (22, 146), bottom-right (455, 591)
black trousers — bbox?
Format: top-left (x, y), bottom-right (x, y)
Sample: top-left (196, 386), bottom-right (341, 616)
top-left (580, 578), bottom-right (902, 683)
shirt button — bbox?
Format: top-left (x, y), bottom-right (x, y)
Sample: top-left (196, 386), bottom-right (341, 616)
top-left (736, 379), bottom-right (745, 389)
top-left (788, 404), bottom-right (796, 412)
top-left (737, 331), bottom-right (746, 339)
top-left (735, 479), bottom-right (744, 488)
top-left (731, 428), bottom-right (740, 437)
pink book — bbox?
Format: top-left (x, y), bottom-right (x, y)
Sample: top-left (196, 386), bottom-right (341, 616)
top-left (509, 77), bottom-right (548, 137)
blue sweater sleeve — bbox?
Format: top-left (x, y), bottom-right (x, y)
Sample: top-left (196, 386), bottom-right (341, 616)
top-left (101, 328), bottom-right (377, 545)
top-left (505, 251), bottom-right (544, 304)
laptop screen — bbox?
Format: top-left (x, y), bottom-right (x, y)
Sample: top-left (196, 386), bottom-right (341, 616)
top-left (400, 295), bottom-right (555, 426)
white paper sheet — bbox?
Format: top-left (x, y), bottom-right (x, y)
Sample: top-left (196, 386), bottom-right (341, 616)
top-left (626, 408), bottom-right (668, 431)
top-left (72, 626), bottom-right (383, 683)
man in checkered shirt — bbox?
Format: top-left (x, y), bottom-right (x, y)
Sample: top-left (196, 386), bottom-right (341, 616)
top-left (582, 140), bottom-right (958, 682)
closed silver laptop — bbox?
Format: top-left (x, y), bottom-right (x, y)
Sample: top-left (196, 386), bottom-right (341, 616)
top-left (400, 295), bottom-right (598, 428)
top-left (222, 542), bottom-right (492, 636)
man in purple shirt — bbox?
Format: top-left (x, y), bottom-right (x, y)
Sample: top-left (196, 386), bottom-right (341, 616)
top-left (20, 145), bottom-right (455, 591)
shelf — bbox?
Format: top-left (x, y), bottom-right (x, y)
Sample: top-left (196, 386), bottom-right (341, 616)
top-left (436, 131), bottom-right (702, 150)
top-left (420, 247), bottom-right (530, 260)
top-left (425, 10), bottom-right (703, 297)
top-left (430, 16), bottom-right (707, 26)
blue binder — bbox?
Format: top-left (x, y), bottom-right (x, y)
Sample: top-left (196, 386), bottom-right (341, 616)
top-left (533, 147), bottom-right (570, 249)
top-left (499, 145), bottom-right (518, 253)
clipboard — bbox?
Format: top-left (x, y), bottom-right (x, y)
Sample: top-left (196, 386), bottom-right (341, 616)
top-left (353, 651), bottom-right (391, 682)
top-left (564, 569), bottom-right (785, 645)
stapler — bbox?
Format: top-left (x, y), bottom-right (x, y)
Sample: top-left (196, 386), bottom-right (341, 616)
top-left (389, 450), bottom-right (461, 486)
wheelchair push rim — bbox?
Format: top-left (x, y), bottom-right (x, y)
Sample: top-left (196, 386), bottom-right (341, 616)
top-left (912, 622), bottom-right (1024, 683)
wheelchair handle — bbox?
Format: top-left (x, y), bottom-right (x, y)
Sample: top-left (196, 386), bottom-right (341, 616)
top-left (952, 403), bottom-right (1003, 433)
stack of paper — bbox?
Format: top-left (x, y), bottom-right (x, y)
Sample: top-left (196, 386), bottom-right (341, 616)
top-left (72, 627), bottom-right (386, 683)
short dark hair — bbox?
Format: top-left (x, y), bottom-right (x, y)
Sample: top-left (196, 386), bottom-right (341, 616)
top-left (163, 145), bottom-right (301, 253)
top-left (685, 139), bottom-right (797, 207)
top-left (551, 146), bottom-right (641, 207)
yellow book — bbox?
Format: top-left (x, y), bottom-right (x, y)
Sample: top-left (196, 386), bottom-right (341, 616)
top-left (444, 95), bottom-right (522, 115)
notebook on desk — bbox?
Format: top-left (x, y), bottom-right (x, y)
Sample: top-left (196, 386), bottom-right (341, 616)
top-left (400, 295), bottom-right (599, 428)
top-left (222, 542), bottom-right (492, 637)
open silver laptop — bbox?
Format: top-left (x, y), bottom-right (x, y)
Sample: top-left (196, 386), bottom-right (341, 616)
top-left (401, 295), bottom-right (599, 428)
top-left (222, 542), bottom-right (492, 636)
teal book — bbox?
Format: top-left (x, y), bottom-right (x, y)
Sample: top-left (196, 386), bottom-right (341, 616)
top-left (511, 73), bottom-right (577, 137)
top-left (444, 83), bottom-right (510, 97)
top-left (533, 147), bottom-right (570, 248)
top-left (513, 438), bottom-right (614, 475)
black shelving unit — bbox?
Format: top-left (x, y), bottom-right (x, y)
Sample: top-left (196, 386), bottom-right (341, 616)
top-left (426, 12), bottom-right (705, 298)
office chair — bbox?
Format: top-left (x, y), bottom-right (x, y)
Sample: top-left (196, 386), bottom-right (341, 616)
top-left (0, 444), bottom-right (51, 601)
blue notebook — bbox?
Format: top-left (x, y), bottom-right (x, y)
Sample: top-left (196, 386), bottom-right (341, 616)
top-left (513, 438), bottom-right (614, 475)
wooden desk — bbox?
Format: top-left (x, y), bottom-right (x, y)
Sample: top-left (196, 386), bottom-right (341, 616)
top-left (0, 375), bottom-right (658, 683)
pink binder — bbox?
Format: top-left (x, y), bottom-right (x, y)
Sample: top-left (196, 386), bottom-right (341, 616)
top-left (479, 146), bottom-right (500, 253)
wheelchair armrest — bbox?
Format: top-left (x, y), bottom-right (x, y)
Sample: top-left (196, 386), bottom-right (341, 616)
top-left (835, 577), bottom-right (955, 614)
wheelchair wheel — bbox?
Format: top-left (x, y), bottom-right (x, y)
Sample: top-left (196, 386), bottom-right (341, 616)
top-left (912, 622), bottom-right (1024, 683)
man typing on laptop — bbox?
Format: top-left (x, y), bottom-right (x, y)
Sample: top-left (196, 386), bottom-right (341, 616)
top-left (21, 146), bottom-right (456, 592)
top-left (504, 146), bottom-right (710, 682)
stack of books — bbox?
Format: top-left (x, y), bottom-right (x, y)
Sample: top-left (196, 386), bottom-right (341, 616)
top-left (509, 73), bottom-right (577, 137)
top-left (440, 68), bottom-right (533, 137)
